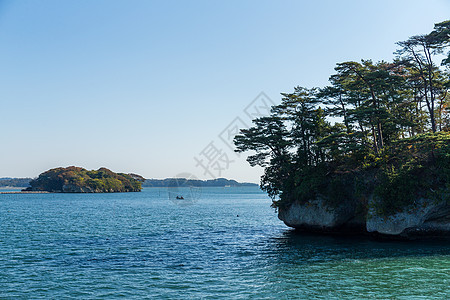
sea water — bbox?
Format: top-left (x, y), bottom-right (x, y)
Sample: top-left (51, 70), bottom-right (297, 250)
top-left (0, 187), bottom-right (449, 299)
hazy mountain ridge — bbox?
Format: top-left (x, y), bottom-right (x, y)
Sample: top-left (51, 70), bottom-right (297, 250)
top-left (0, 178), bottom-right (32, 187)
top-left (143, 178), bottom-right (258, 187)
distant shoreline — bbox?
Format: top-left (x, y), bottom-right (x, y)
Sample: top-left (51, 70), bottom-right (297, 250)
top-left (0, 187), bottom-right (25, 189)
top-left (1, 177), bottom-right (259, 189)
top-left (0, 191), bottom-right (50, 194)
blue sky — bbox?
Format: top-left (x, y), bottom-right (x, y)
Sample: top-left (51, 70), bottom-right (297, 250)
top-left (1, 0), bottom-right (449, 182)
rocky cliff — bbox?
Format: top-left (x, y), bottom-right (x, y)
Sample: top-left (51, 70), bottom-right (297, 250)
top-left (278, 197), bottom-right (365, 234)
top-left (278, 195), bottom-right (450, 239)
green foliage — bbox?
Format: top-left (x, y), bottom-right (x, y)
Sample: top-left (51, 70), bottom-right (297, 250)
top-left (373, 132), bottom-right (450, 215)
top-left (29, 166), bottom-right (143, 193)
top-left (374, 164), bottom-right (425, 215)
top-left (234, 20), bottom-right (450, 217)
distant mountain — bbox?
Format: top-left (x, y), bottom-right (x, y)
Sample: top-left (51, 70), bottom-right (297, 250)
top-left (142, 178), bottom-right (258, 188)
top-left (0, 178), bottom-right (32, 187)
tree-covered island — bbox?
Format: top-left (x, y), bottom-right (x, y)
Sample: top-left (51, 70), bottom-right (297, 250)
top-left (235, 21), bottom-right (450, 238)
top-left (24, 166), bottom-right (144, 193)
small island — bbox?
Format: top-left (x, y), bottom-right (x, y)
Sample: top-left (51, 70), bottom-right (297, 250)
top-left (23, 166), bottom-right (144, 193)
top-left (234, 20), bottom-right (450, 239)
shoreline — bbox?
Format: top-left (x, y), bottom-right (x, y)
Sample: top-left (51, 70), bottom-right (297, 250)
top-left (0, 191), bottom-right (50, 194)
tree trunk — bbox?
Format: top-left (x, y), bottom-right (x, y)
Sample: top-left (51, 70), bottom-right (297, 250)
top-left (424, 46), bottom-right (436, 133)
top-left (371, 124), bottom-right (379, 153)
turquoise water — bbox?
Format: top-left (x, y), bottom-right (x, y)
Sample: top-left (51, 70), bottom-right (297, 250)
top-left (0, 187), bottom-right (449, 299)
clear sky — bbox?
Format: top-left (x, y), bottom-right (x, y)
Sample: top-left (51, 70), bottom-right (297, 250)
top-left (1, 0), bottom-right (449, 182)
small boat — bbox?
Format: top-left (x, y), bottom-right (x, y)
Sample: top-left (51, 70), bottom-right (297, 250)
top-left (176, 196), bottom-right (184, 200)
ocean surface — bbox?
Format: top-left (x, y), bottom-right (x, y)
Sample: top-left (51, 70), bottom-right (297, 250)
top-left (0, 186), bottom-right (449, 299)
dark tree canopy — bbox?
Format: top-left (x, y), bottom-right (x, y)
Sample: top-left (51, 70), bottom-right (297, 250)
top-left (234, 20), bottom-right (450, 215)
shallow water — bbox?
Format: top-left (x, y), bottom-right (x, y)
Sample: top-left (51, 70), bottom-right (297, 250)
top-left (0, 187), bottom-right (449, 299)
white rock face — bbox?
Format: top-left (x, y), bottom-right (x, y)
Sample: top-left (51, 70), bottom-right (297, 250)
top-left (279, 195), bottom-right (450, 237)
top-left (278, 198), bottom-right (355, 229)
top-left (366, 198), bottom-right (450, 236)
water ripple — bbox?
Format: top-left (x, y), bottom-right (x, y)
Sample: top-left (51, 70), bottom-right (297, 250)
top-left (1, 187), bottom-right (449, 299)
